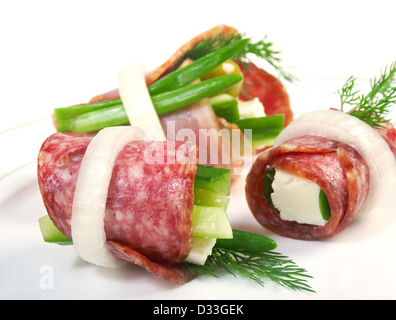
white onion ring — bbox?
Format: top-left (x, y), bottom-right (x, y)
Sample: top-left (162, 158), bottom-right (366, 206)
top-left (274, 109), bottom-right (396, 215)
top-left (118, 59), bottom-right (166, 141)
top-left (71, 126), bottom-right (145, 268)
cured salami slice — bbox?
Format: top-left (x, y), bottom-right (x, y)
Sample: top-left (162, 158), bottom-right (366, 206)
top-left (37, 132), bottom-right (197, 283)
top-left (237, 62), bottom-right (293, 126)
top-left (88, 24), bottom-right (237, 103)
top-left (88, 24), bottom-right (292, 127)
top-left (245, 135), bottom-right (370, 240)
top-left (375, 122), bottom-right (396, 158)
top-left (245, 109), bottom-right (396, 240)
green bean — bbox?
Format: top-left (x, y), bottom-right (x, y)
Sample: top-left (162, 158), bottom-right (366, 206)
top-left (54, 39), bottom-right (247, 133)
top-left (152, 74), bottom-right (243, 116)
top-left (215, 229), bottom-right (277, 252)
top-left (148, 38), bottom-right (249, 96)
top-left (319, 189), bottom-right (331, 221)
top-left (55, 99), bottom-right (123, 132)
top-left (70, 104), bottom-right (129, 133)
top-left (66, 74), bottom-right (242, 133)
top-left (55, 99), bottom-right (122, 119)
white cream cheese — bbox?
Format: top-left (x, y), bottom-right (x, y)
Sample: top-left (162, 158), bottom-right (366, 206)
top-left (271, 169), bottom-right (328, 226)
top-left (237, 97), bottom-right (266, 119)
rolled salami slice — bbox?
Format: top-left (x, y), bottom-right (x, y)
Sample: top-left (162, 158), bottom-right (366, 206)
top-left (88, 24), bottom-right (238, 103)
top-left (237, 62), bottom-right (292, 126)
top-left (245, 110), bottom-right (396, 240)
top-left (37, 132), bottom-right (197, 283)
top-left (89, 24), bottom-right (292, 125)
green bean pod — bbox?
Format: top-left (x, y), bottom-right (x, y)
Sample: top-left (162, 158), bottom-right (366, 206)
top-left (152, 74), bottom-right (243, 116)
top-left (148, 38), bottom-right (249, 96)
top-left (54, 99), bottom-right (123, 132)
top-left (60, 74), bottom-right (242, 133)
top-left (215, 229), bottom-right (277, 252)
top-left (70, 104), bottom-right (128, 133)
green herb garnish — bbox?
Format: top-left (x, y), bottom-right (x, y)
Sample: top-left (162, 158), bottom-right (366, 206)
top-left (338, 61), bottom-right (396, 128)
top-left (183, 32), bottom-right (296, 83)
top-left (184, 248), bottom-right (314, 293)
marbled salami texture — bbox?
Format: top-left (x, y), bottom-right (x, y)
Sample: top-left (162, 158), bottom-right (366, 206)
top-left (245, 135), bottom-right (370, 240)
top-left (38, 132), bottom-right (197, 283)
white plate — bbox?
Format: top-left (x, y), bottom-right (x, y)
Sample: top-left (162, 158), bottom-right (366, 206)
top-left (1, 85), bottom-right (396, 299)
top-left (2, 0), bottom-right (396, 300)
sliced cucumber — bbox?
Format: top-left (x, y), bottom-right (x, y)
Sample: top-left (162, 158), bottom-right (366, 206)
top-left (194, 165), bottom-right (231, 196)
top-left (194, 187), bottom-right (230, 209)
top-left (191, 205), bottom-right (233, 239)
top-left (38, 205), bottom-right (233, 247)
top-left (38, 215), bottom-right (72, 245)
top-left (209, 94), bottom-right (240, 123)
top-left (39, 165), bottom-right (234, 252)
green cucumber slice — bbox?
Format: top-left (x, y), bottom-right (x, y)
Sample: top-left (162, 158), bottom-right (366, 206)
top-left (194, 187), bottom-right (230, 209)
top-left (38, 215), bottom-right (72, 245)
top-left (40, 165), bottom-right (234, 245)
top-left (209, 94), bottom-right (240, 123)
top-left (191, 205), bottom-right (233, 239)
top-left (39, 204), bottom-right (234, 245)
top-left (194, 165), bottom-right (231, 196)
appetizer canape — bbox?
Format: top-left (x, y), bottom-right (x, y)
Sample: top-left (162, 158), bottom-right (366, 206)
top-left (246, 63), bottom-right (396, 239)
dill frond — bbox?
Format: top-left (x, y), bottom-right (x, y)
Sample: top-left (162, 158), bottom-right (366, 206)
top-left (338, 62), bottom-right (396, 128)
top-left (339, 76), bottom-right (360, 111)
top-left (183, 32), bottom-right (296, 82)
top-left (183, 248), bottom-right (314, 293)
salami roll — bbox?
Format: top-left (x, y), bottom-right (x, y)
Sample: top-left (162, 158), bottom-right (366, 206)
top-left (37, 132), bottom-right (197, 284)
top-left (89, 24), bottom-right (293, 127)
top-left (238, 62), bottom-right (292, 126)
top-left (245, 110), bottom-right (396, 240)
top-left (81, 25), bottom-right (293, 180)
top-left (88, 24), bottom-right (237, 103)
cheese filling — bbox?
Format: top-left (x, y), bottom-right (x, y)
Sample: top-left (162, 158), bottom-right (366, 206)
top-left (185, 238), bottom-right (217, 265)
top-left (271, 169), bottom-right (328, 226)
top-left (237, 97), bottom-right (266, 119)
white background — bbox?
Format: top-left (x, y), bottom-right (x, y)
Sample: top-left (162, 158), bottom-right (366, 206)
top-left (1, 0), bottom-right (396, 300)
top-left (1, 0), bottom-right (395, 130)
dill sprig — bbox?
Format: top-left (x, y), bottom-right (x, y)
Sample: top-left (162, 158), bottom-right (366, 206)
top-left (183, 248), bottom-right (314, 293)
top-left (183, 32), bottom-right (296, 82)
top-left (243, 35), bottom-right (296, 83)
top-left (338, 62), bottom-right (396, 128)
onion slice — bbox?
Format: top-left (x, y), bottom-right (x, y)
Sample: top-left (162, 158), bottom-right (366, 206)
top-left (274, 109), bottom-right (396, 215)
top-left (71, 126), bottom-right (146, 268)
top-left (118, 59), bottom-right (166, 141)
